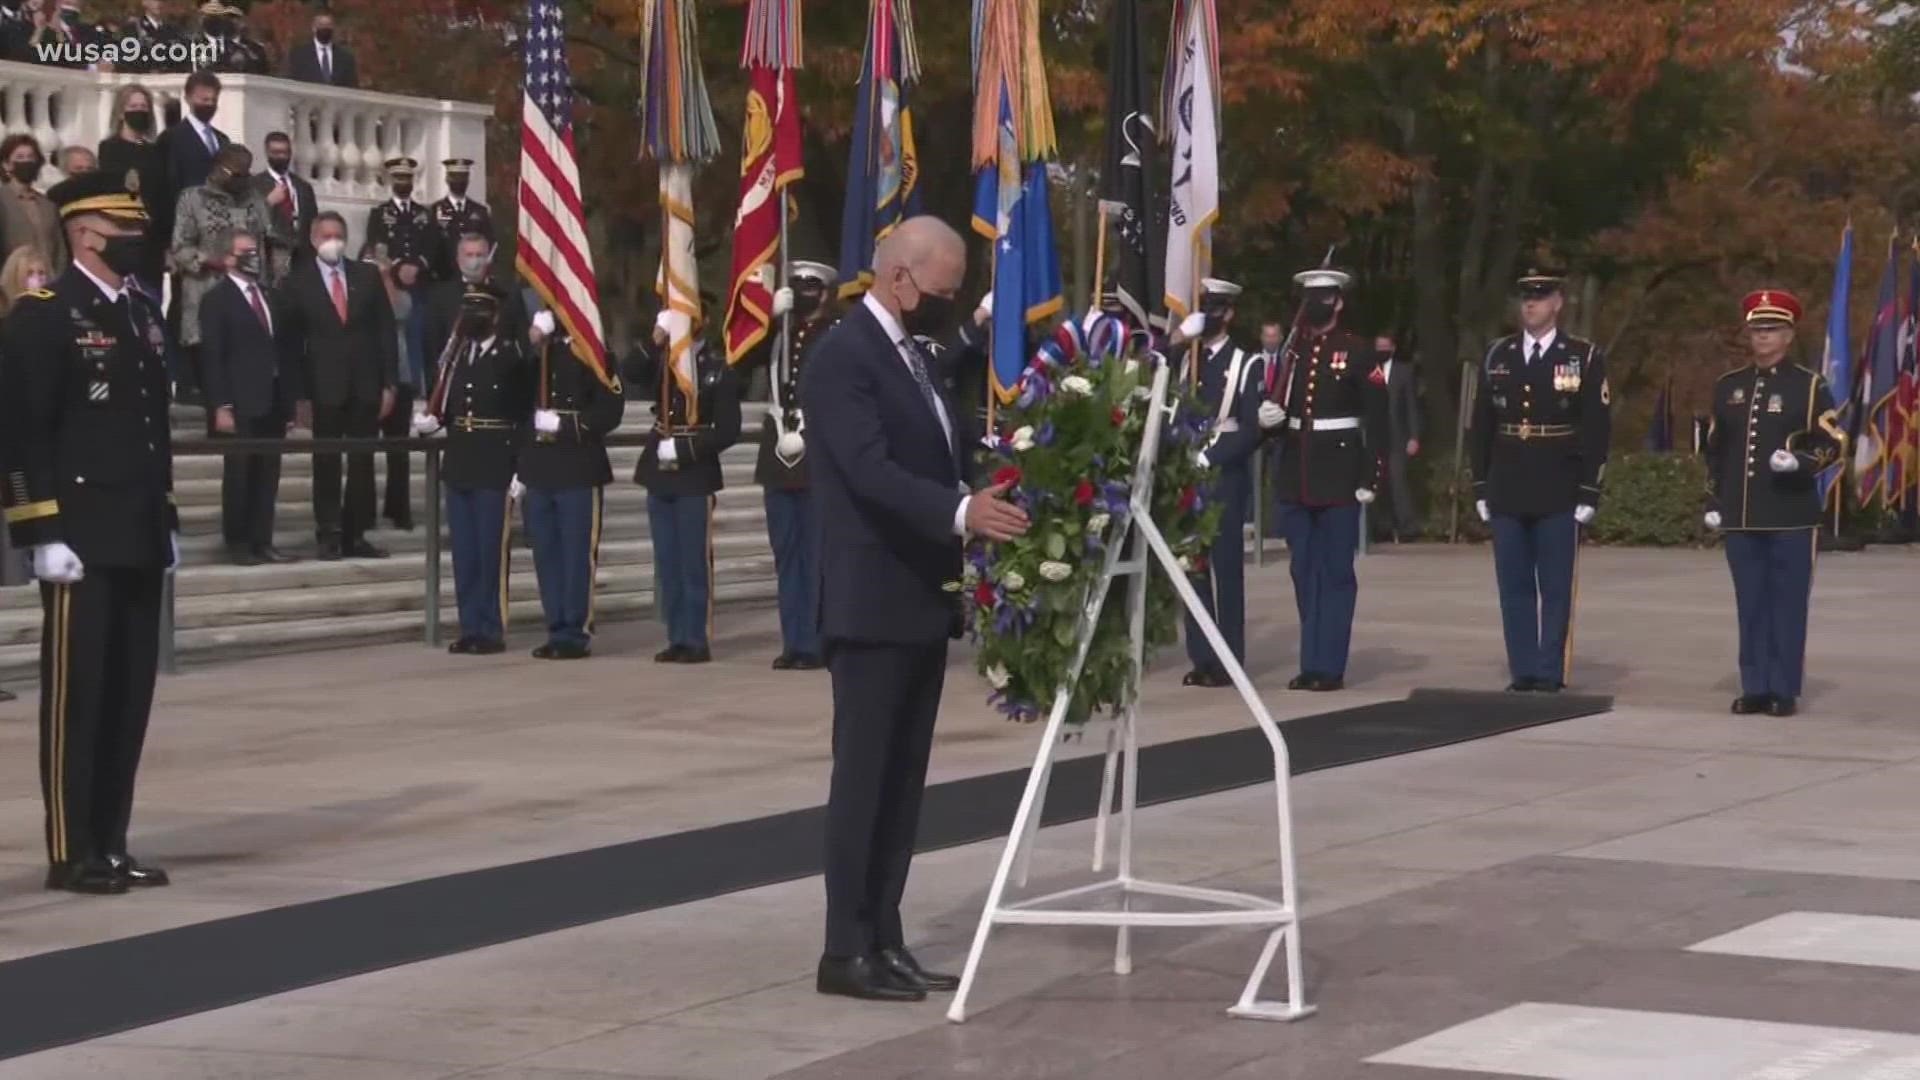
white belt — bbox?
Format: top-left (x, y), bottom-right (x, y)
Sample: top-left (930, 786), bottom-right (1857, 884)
top-left (1288, 416), bottom-right (1360, 431)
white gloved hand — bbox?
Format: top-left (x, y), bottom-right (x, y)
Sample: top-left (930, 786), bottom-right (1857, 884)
top-left (1355, 487), bottom-right (1376, 505)
top-left (33, 542), bottom-right (84, 584)
top-left (508, 475), bottom-right (526, 502)
top-left (1080, 307), bottom-right (1102, 335)
top-left (1257, 401), bottom-right (1285, 430)
top-left (1769, 449), bottom-right (1799, 473)
top-left (1476, 499), bottom-right (1491, 523)
top-left (1574, 504), bottom-right (1596, 526)
top-left (975, 293), bottom-right (994, 324)
top-left (658, 436), bottom-right (679, 464)
top-left (653, 309), bottom-right (673, 336)
top-left (529, 310), bottom-right (555, 342)
top-left (1195, 449), bottom-right (1211, 470)
top-left (771, 287), bottom-right (794, 318)
top-left (1176, 311), bottom-right (1206, 342)
top-left (533, 409), bottom-right (562, 434)
top-left (168, 532), bottom-right (180, 571)
top-left (776, 429), bottom-right (806, 457)
top-left (1704, 510), bottom-right (1722, 530)
top-left (411, 411), bottom-right (442, 436)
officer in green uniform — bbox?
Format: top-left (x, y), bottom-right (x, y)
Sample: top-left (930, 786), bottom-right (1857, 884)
top-left (363, 157), bottom-right (441, 279)
top-left (1705, 289), bottom-right (1841, 717)
top-left (0, 169), bottom-right (177, 895)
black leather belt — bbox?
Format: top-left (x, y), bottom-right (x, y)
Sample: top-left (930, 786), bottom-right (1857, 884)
top-left (1497, 423), bottom-right (1575, 440)
top-left (452, 417), bottom-right (513, 431)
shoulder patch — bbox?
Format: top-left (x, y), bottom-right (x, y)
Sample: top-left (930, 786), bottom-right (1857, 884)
top-left (1599, 377), bottom-right (1611, 406)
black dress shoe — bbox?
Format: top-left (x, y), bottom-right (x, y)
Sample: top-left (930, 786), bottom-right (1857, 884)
top-left (106, 854), bottom-right (170, 887)
top-left (790, 654), bottom-right (824, 671)
top-left (255, 546), bottom-right (298, 564)
top-left (532, 644), bottom-right (557, 659)
top-left (1307, 674), bottom-right (1345, 692)
top-left (448, 637), bottom-right (476, 655)
top-left (549, 641), bottom-right (591, 660)
top-left (45, 859), bottom-right (128, 895)
top-left (772, 653), bottom-right (796, 670)
top-left (387, 515), bottom-right (415, 532)
top-left (1287, 673), bottom-right (1316, 690)
top-left (1182, 668), bottom-right (1211, 687)
top-left (679, 646), bottom-right (712, 664)
top-left (1731, 694), bottom-right (1770, 715)
top-left (1507, 679), bottom-right (1538, 692)
top-left (470, 639), bottom-right (506, 655)
top-left (877, 947), bottom-right (959, 992)
top-left (315, 538), bottom-right (344, 561)
top-left (345, 539), bottom-right (390, 559)
top-left (1767, 696), bottom-right (1798, 717)
top-left (816, 954), bottom-right (925, 1002)
top-left (1531, 680), bottom-right (1564, 693)
top-left (227, 545), bottom-right (264, 567)
top-left (654, 645), bottom-right (690, 663)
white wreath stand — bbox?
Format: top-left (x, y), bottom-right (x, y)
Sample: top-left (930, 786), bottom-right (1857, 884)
top-left (947, 363), bottom-right (1315, 1024)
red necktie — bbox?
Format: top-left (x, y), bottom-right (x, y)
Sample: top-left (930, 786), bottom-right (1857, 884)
top-left (247, 283), bottom-right (270, 332)
top-left (276, 175), bottom-right (293, 225)
top-left (328, 269), bottom-right (348, 322)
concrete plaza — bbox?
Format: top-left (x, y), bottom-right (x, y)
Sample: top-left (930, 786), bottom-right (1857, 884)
top-left (0, 543), bottom-right (1917, 1078)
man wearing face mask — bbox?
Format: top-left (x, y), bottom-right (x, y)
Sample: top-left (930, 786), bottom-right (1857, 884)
top-left (428, 159), bottom-right (492, 281)
top-left (363, 157), bottom-right (441, 280)
top-left (170, 143), bottom-right (286, 398)
top-left (161, 70), bottom-right (228, 222)
top-left (739, 260), bottom-right (839, 670)
top-left (1263, 264), bottom-right (1389, 692)
top-left (0, 169), bottom-right (180, 894)
top-left (198, 229), bottom-right (298, 566)
top-left (124, 0), bottom-right (182, 74)
top-left (285, 9), bottom-right (358, 88)
top-left (195, 0), bottom-right (266, 74)
top-left (1467, 268), bottom-right (1611, 694)
top-left (250, 132), bottom-right (315, 270)
top-left (0, 0), bottom-right (31, 63)
top-left (426, 232), bottom-right (527, 368)
top-left (1164, 279), bottom-right (1283, 689)
top-left (0, 135), bottom-right (63, 275)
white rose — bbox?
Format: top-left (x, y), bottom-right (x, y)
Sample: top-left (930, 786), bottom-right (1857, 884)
top-left (986, 663), bottom-right (1011, 690)
top-left (1131, 385), bottom-right (1152, 401)
top-left (1124, 358), bottom-right (1140, 375)
top-left (963, 562), bottom-right (980, 583)
top-left (1011, 426), bottom-right (1036, 451)
top-left (1039, 560), bottom-right (1072, 582)
top-left (1001, 570), bottom-right (1026, 592)
top-left (1060, 374), bottom-right (1093, 397)
top-left (1177, 555), bottom-right (1193, 573)
top-left (1088, 512), bottom-right (1110, 536)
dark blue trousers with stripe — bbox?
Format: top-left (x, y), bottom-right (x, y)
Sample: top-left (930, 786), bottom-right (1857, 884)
top-left (523, 486), bottom-right (601, 649)
top-left (1724, 529), bottom-right (1816, 699)
top-left (1184, 468), bottom-right (1250, 673)
top-left (648, 492), bottom-right (714, 650)
top-left (1490, 511), bottom-right (1579, 685)
top-left (764, 488), bottom-right (819, 658)
top-left (446, 485), bottom-right (509, 644)
top-left (1275, 502), bottom-right (1362, 679)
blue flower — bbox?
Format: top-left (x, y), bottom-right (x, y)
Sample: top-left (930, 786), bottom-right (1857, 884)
top-left (1035, 421), bottom-right (1056, 447)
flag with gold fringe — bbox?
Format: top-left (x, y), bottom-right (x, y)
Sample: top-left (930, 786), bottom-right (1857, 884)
top-left (640, 0), bottom-right (719, 420)
top-left (837, 0), bottom-right (921, 301)
top-left (1161, 0), bottom-right (1219, 324)
top-left (724, 0), bottom-right (804, 365)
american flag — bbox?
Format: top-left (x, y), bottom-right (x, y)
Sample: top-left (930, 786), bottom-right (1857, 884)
top-left (516, 0), bottom-right (611, 385)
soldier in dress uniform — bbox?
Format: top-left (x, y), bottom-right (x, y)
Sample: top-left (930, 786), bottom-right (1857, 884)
top-left (196, 1), bottom-right (268, 75)
top-left (743, 260), bottom-right (837, 670)
top-left (429, 159), bottom-right (492, 281)
top-left (1468, 268), bottom-right (1612, 692)
top-left (412, 283), bottom-right (530, 655)
top-left (0, 169), bottom-right (177, 895)
top-left (1705, 289), bottom-right (1840, 717)
top-left (1265, 265), bottom-right (1388, 692)
top-left (519, 312), bottom-right (626, 660)
top-left (363, 157), bottom-right (441, 277)
top-left (1165, 278), bottom-right (1285, 688)
top-left (626, 310), bottom-right (743, 664)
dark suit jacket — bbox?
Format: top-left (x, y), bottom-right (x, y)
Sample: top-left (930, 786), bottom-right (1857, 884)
top-left (284, 259), bottom-right (398, 408)
top-left (422, 277), bottom-right (527, 372)
top-left (800, 301), bottom-right (973, 645)
top-left (285, 40), bottom-right (360, 87)
top-left (162, 118), bottom-right (230, 198)
top-left (1381, 355), bottom-right (1420, 449)
top-left (251, 169), bottom-right (318, 268)
top-left (200, 276), bottom-right (299, 421)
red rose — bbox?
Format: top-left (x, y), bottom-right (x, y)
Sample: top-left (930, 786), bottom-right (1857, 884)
top-left (993, 465), bottom-right (1023, 488)
top-left (1112, 407), bottom-right (1127, 426)
top-left (1178, 486), bottom-right (1198, 512)
top-left (975, 580), bottom-right (995, 608)
top-left (1074, 480), bottom-right (1095, 507)
top-left (1192, 554), bottom-right (1210, 574)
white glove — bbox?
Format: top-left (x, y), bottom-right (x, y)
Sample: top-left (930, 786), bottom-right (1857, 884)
top-left (1769, 449), bottom-right (1799, 473)
top-left (1476, 499), bottom-right (1491, 523)
top-left (771, 287), bottom-right (794, 318)
top-left (33, 542), bottom-right (84, 584)
top-left (529, 310), bottom-right (555, 342)
top-left (1080, 307), bottom-right (1102, 335)
top-left (1195, 449), bottom-right (1211, 470)
top-left (1257, 401), bottom-right (1285, 430)
top-left (1574, 504), bottom-right (1596, 526)
top-left (168, 532), bottom-right (180, 571)
top-left (653, 309), bottom-right (673, 336)
top-left (776, 430), bottom-right (806, 457)
top-left (975, 293), bottom-right (994, 323)
top-left (1355, 488), bottom-right (1376, 505)
top-left (658, 436), bottom-right (678, 464)
top-left (508, 475), bottom-right (526, 502)
top-left (1704, 511), bottom-right (1722, 530)
top-left (534, 409), bottom-right (562, 434)
top-left (411, 411), bottom-right (442, 436)
top-left (1177, 311), bottom-right (1206, 341)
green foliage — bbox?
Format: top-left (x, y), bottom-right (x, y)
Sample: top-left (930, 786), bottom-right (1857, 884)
top-left (1587, 453), bottom-right (1710, 546)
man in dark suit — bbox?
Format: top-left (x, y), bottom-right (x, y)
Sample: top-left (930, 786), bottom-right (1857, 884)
top-left (252, 131), bottom-right (315, 272)
top-left (424, 232), bottom-right (527, 365)
top-left (163, 69), bottom-right (228, 196)
top-left (286, 211), bottom-right (397, 560)
top-left (1373, 332), bottom-right (1423, 541)
top-left (800, 217), bottom-right (1028, 1003)
top-left (200, 229), bottom-right (298, 566)
top-left (284, 8), bottom-right (358, 87)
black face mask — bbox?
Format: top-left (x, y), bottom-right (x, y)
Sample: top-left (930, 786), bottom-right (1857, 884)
top-left (793, 289), bottom-right (824, 317)
top-left (266, 155), bottom-right (291, 174)
top-left (189, 101), bottom-right (217, 123)
top-left (901, 290), bottom-right (956, 338)
top-left (10, 159), bottom-right (41, 185)
top-left (461, 313), bottom-right (495, 339)
top-left (1304, 297), bottom-right (1338, 325)
top-left (1202, 311), bottom-right (1227, 337)
top-left (225, 171), bottom-right (252, 195)
top-left (123, 109), bottom-right (154, 134)
top-left (314, 27), bottom-right (333, 44)
top-left (205, 17), bottom-right (230, 36)
top-left (447, 179), bottom-right (468, 197)
top-left (98, 233), bottom-right (146, 276)
top-left (391, 183), bottom-right (412, 200)
top-left (234, 250), bottom-right (262, 278)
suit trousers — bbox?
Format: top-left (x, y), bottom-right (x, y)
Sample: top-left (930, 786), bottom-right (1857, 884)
top-left (648, 492), bottom-right (715, 650)
top-left (1184, 468), bottom-right (1250, 673)
top-left (823, 638), bottom-right (948, 957)
top-left (379, 384), bottom-right (416, 525)
top-left (1276, 502), bottom-right (1362, 678)
top-left (219, 412), bottom-right (284, 550)
top-left (1724, 529), bottom-right (1816, 698)
top-left (524, 485), bottom-right (601, 648)
top-left (447, 485), bottom-right (511, 644)
top-left (1490, 511), bottom-right (1579, 684)
top-left (37, 570), bottom-right (163, 865)
top-left (1384, 450), bottom-right (1420, 537)
top-left (311, 395), bottom-right (381, 541)
top-left (763, 488), bottom-right (820, 658)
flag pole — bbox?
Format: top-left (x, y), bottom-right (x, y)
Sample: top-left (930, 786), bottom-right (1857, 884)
top-left (1090, 202), bottom-right (1109, 313)
top-left (778, 189), bottom-right (792, 394)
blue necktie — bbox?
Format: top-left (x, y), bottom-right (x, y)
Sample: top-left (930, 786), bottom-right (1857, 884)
top-left (900, 336), bottom-right (953, 461)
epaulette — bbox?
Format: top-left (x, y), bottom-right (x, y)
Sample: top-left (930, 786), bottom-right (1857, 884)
top-left (20, 288), bottom-right (53, 301)
top-left (1564, 335), bottom-right (1597, 358)
top-left (1482, 337), bottom-right (1513, 368)
top-left (1714, 364), bottom-right (1752, 383)
top-left (1792, 363), bottom-right (1824, 381)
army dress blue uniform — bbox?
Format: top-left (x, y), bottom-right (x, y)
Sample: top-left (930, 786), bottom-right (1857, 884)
top-left (421, 284), bottom-right (530, 654)
top-left (1269, 267), bottom-right (1387, 692)
top-left (519, 327), bottom-right (626, 660)
top-left (1468, 269), bottom-right (1612, 692)
top-left (362, 157), bottom-right (442, 278)
top-left (0, 171), bottom-right (177, 894)
top-left (1707, 290), bottom-right (1840, 717)
top-left (428, 158), bottom-right (493, 281)
top-left (627, 332), bottom-right (743, 663)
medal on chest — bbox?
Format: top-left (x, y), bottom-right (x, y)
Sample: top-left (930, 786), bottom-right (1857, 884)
top-left (1330, 350), bottom-right (1348, 373)
top-left (1730, 387), bottom-right (1746, 406)
top-left (1767, 393), bottom-right (1783, 413)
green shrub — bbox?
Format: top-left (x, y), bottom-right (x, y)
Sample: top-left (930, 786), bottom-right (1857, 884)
top-left (1413, 451), bottom-right (1710, 546)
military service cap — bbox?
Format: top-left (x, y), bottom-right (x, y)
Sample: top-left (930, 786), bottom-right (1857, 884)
top-left (1291, 267), bottom-right (1350, 292)
top-left (48, 168), bottom-right (147, 222)
top-left (442, 158), bottom-right (475, 176)
top-left (383, 157), bottom-right (420, 179)
top-left (1200, 277), bottom-right (1244, 301)
top-left (461, 280), bottom-right (505, 310)
top-left (1515, 267), bottom-right (1567, 298)
top-left (1743, 289), bottom-right (1802, 328)
top-left (791, 261), bottom-right (838, 287)
top-left (198, 1), bottom-right (244, 15)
